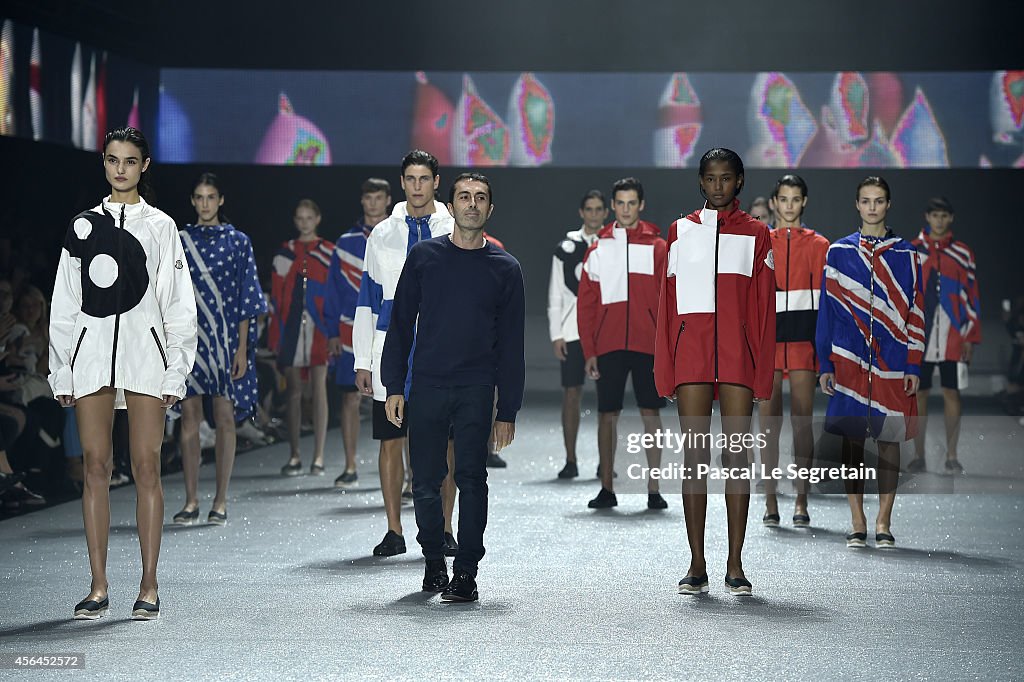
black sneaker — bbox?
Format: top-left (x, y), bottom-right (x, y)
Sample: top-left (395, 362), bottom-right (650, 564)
top-left (280, 460), bottom-right (302, 477)
top-left (334, 470), bottom-right (358, 489)
top-left (0, 471), bottom-right (21, 495)
top-left (4, 483), bottom-right (46, 509)
top-left (588, 487), bottom-right (618, 509)
top-left (401, 485), bottom-right (414, 505)
top-left (486, 452), bottom-right (507, 468)
top-left (422, 559), bottom-right (449, 592)
top-left (443, 532), bottom-right (459, 557)
top-left (372, 530), bottom-right (406, 557)
top-left (944, 459), bottom-right (965, 475)
top-left (647, 492), bottom-right (668, 510)
top-left (441, 570), bottom-right (478, 602)
top-left (557, 461), bottom-right (579, 479)
top-left (906, 457), bottom-right (926, 474)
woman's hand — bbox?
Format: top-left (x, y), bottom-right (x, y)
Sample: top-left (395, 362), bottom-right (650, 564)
top-left (57, 394), bottom-right (76, 407)
top-left (819, 372), bottom-right (836, 396)
top-left (161, 395), bottom-right (179, 409)
top-left (231, 345), bottom-right (248, 380)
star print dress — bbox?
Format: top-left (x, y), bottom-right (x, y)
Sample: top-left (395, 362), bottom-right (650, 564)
top-left (178, 223), bottom-right (266, 420)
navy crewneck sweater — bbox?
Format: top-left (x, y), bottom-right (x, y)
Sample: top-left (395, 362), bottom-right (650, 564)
top-left (381, 235), bottom-right (525, 423)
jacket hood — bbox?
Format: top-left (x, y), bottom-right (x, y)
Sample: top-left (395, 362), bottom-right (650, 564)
top-left (917, 227), bottom-right (955, 246)
top-left (390, 200), bottom-right (451, 221)
top-left (597, 219), bottom-right (661, 239)
top-left (102, 195), bottom-right (154, 220)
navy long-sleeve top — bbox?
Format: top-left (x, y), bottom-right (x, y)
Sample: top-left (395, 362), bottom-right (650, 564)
top-left (381, 235), bottom-right (526, 423)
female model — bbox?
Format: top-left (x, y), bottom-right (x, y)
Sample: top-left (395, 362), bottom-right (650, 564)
top-left (49, 127), bottom-right (197, 620)
top-left (816, 177), bottom-right (923, 549)
top-left (173, 173), bottom-right (265, 526)
top-left (654, 148), bottom-right (776, 596)
top-left (270, 200), bottom-right (333, 476)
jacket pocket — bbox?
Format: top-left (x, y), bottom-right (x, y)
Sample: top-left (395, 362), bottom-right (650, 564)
top-left (71, 328), bottom-right (88, 371)
top-left (673, 320), bottom-right (686, 360)
top-left (594, 308), bottom-right (610, 340)
top-left (150, 327), bottom-right (168, 370)
top-left (742, 323), bottom-right (756, 366)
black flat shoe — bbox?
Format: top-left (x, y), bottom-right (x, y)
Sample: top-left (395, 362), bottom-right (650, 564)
top-left (792, 513), bottom-right (811, 528)
top-left (280, 460), bottom-right (302, 477)
top-left (310, 463), bottom-right (326, 476)
top-left (762, 512), bottom-right (781, 527)
top-left (443, 532), bottom-right (459, 557)
top-left (677, 574), bottom-right (709, 594)
top-left (207, 510), bottom-right (227, 526)
top-left (846, 531), bottom-right (867, 548)
top-left (875, 532), bottom-right (896, 548)
top-left (372, 530), bottom-right (406, 557)
top-left (131, 598), bottom-right (160, 621)
top-left (557, 461), bottom-right (579, 479)
top-left (422, 559), bottom-right (449, 592)
top-left (588, 487), bottom-right (617, 509)
top-left (647, 492), bottom-right (668, 510)
top-left (172, 508), bottom-right (199, 525)
top-left (73, 596), bottom-right (109, 620)
top-left (725, 575), bottom-right (752, 596)
top-left (441, 570), bottom-right (478, 602)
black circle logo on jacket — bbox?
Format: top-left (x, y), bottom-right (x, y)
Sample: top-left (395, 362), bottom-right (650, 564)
top-left (65, 210), bottom-right (150, 318)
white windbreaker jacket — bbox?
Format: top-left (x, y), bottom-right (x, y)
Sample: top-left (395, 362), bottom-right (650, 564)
top-left (48, 197), bottom-right (198, 408)
top-left (352, 201), bottom-right (453, 400)
top-left (546, 227), bottom-right (599, 343)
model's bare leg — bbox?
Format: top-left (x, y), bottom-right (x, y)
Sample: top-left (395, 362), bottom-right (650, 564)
top-left (640, 408), bottom-right (663, 494)
top-left (124, 390), bottom-right (167, 604)
top-left (843, 438), bottom-right (867, 533)
top-left (310, 366), bottom-right (329, 469)
top-left (677, 384), bottom-right (713, 579)
top-left (941, 388), bottom-right (962, 461)
top-left (875, 440), bottom-right (901, 533)
top-left (339, 391), bottom-right (361, 473)
top-left (760, 371), bottom-right (784, 516)
top-left (719, 384), bottom-right (754, 580)
top-left (913, 389), bottom-right (930, 461)
top-left (210, 396), bottom-right (236, 515)
top-left (380, 438), bottom-right (405, 534)
top-left (562, 386), bottom-right (582, 463)
top-left (75, 387), bottom-right (116, 600)
top-left (443, 439), bottom-right (456, 534)
top-left (284, 367), bottom-right (302, 466)
top-left (788, 370), bottom-right (817, 516)
top-left (598, 411), bottom-right (619, 491)
top-left (178, 396), bottom-right (202, 512)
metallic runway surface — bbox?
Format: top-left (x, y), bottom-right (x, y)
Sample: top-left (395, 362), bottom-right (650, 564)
top-left (2, 395), bottom-right (1022, 681)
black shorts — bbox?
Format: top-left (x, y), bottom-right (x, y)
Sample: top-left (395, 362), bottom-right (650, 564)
top-left (560, 340), bottom-right (586, 388)
top-left (596, 350), bottom-right (666, 413)
top-left (920, 361), bottom-right (958, 391)
top-left (373, 399), bottom-right (409, 441)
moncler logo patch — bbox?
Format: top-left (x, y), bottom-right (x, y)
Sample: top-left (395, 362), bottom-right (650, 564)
top-left (765, 249), bottom-right (775, 270)
top-left (175, 260), bottom-right (184, 269)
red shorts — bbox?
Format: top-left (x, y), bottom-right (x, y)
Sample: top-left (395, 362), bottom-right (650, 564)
top-left (775, 341), bottom-right (817, 374)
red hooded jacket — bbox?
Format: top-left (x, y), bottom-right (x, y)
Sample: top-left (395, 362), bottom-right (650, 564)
top-left (654, 202), bottom-right (776, 399)
top-left (577, 220), bottom-right (666, 358)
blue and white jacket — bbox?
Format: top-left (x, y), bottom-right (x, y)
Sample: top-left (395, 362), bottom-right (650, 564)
top-left (324, 221), bottom-right (373, 386)
top-left (352, 201), bottom-right (454, 400)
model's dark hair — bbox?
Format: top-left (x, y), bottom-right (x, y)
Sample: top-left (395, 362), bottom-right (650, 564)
top-left (747, 196), bottom-right (769, 212)
top-left (698, 147), bottom-right (745, 186)
top-left (611, 177), bottom-right (644, 203)
top-left (191, 172), bottom-right (229, 224)
top-left (448, 172), bottom-right (492, 205)
top-left (580, 189), bottom-right (607, 210)
top-left (856, 176), bottom-right (891, 202)
top-left (103, 127), bottom-right (153, 202)
top-left (296, 198), bottom-right (321, 217)
top-left (401, 149), bottom-right (439, 177)
top-left (926, 196), bottom-right (953, 214)
top-left (772, 173), bottom-right (808, 199)
top-left (361, 177), bottom-right (392, 196)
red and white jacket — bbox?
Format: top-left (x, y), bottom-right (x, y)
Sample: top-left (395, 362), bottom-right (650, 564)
top-left (911, 230), bottom-right (981, 363)
top-left (771, 225), bottom-right (830, 366)
top-left (577, 220), bottom-right (666, 359)
top-left (654, 201), bottom-right (776, 399)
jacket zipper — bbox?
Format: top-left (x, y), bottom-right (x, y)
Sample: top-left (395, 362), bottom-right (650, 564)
top-left (810, 273), bottom-right (818, 368)
top-left (301, 242), bottom-right (311, 366)
top-left (784, 228), bottom-right (791, 368)
top-left (713, 221), bottom-right (721, 382)
top-left (71, 327), bottom-right (88, 370)
top-left (150, 327), bottom-right (168, 369)
top-left (110, 205), bottom-right (125, 387)
top-left (624, 231), bottom-right (630, 351)
top-left (866, 241), bottom-right (876, 437)
top-left (674, 320), bottom-right (685, 358)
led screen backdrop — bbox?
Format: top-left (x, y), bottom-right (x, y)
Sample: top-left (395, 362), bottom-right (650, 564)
top-left (157, 69), bottom-right (1024, 168)
top-left (0, 18), bottom-right (159, 152)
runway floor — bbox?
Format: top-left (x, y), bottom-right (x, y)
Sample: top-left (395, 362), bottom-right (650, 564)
top-left (2, 392), bottom-right (1023, 680)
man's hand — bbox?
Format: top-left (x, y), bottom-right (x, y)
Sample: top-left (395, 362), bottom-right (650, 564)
top-left (493, 421), bottom-right (515, 451)
top-left (385, 395), bottom-right (405, 427)
top-left (355, 369), bottom-right (373, 396)
top-left (819, 372), bottom-right (836, 396)
top-left (231, 345), bottom-right (248, 380)
top-left (552, 339), bottom-right (567, 361)
top-left (904, 374), bottom-right (920, 396)
top-left (585, 356), bottom-right (600, 380)
top-left (57, 394), bottom-right (76, 407)
top-left (161, 394), bottom-right (179, 409)
top-left (961, 342), bottom-right (974, 364)
top-left (328, 337), bottom-right (342, 357)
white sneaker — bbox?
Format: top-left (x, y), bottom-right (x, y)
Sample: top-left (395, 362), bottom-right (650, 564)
top-left (198, 421), bottom-right (216, 449)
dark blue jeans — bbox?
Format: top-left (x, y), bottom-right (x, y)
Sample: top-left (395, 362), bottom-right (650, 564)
top-left (408, 383), bottom-right (493, 577)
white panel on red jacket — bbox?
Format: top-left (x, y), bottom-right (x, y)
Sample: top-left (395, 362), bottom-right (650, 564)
top-left (669, 209), bottom-right (755, 314)
top-left (586, 227), bottom-right (655, 305)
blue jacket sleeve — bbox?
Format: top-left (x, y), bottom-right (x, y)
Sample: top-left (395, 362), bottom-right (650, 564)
top-left (324, 244), bottom-right (345, 340)
top-left (815, 251), bottom-right (835, 375)
top-left (380, 248), bottom-right (421, 397)
top-left (495, 259), bottom-right (526, 423)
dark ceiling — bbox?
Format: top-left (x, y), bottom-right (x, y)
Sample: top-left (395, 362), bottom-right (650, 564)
top-left (5, 0), bottom-right (1024, 72)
